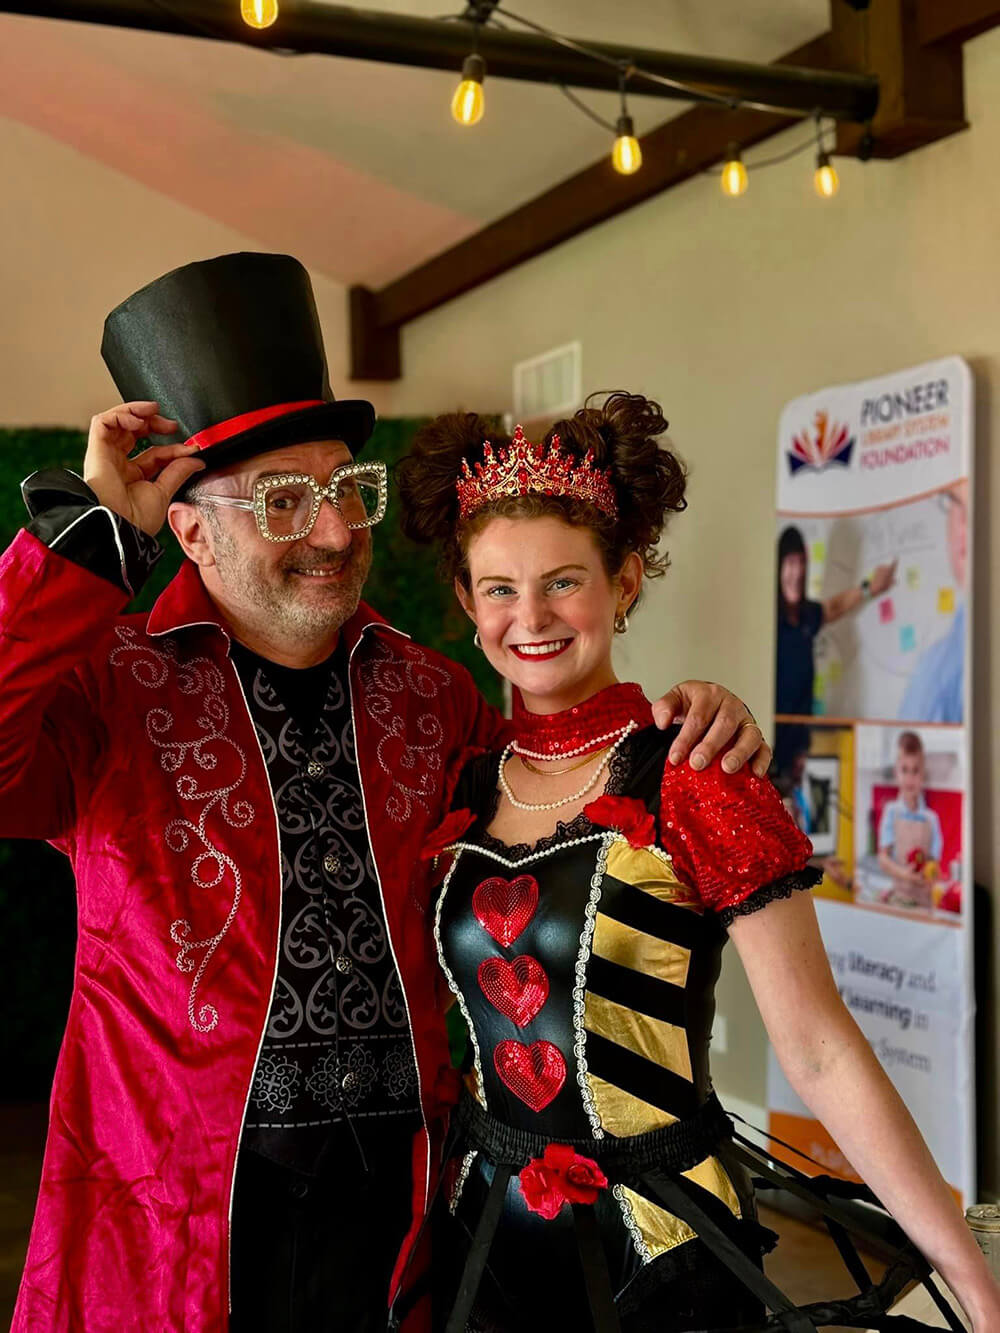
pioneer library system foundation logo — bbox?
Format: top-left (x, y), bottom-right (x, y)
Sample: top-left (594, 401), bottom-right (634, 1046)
top-left (787, 409), bottom-right (855, 475)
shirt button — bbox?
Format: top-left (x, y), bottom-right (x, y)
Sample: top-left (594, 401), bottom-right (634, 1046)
top-left (335, 955), bottom-right (353, 975)
top-left (306, 760), bottom-right (324, 779)
top-left (341, 1071), bottom-right (358, 1091)
top-left (323, 852), bottom-right (341, 875)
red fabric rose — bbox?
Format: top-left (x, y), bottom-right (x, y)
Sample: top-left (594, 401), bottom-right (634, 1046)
top-left (420, 808), bottom-right (475, 860)
top-left (517, 1143), bottom-right (608, 1219)
top-left (584, 795), bottom-right (656, 849)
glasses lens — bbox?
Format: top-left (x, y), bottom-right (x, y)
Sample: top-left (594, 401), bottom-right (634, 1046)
top-left (335, 470), bottom-right (384, 525)
top-left (262, 481), bottom-right (316, 538)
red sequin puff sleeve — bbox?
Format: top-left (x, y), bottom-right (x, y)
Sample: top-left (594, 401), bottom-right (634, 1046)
top-left (659, 761), bottom-right (821, 925)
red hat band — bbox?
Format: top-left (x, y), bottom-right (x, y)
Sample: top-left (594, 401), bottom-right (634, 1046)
top-left (187, 400), bottom-right (326, 452)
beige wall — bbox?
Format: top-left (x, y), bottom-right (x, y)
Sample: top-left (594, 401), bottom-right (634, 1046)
top-left (392, 30), bottom-right (1000, 1191)
top-left (0, 115), bottom-right (395, 426)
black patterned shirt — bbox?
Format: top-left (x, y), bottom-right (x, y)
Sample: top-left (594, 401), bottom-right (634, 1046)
top-left (231, 639), bottom-right (421, 1173)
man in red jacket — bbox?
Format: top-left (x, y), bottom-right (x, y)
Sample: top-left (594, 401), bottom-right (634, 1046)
top-left (5, 254), bottom-right (770, 1333)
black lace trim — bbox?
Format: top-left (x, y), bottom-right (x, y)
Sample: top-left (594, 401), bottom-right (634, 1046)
top-left (471, 738), bottom-right (634, 862)
top-left (718, 866), bottom-right (823, 928)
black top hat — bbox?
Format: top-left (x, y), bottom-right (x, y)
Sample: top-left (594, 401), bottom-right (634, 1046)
top-left (101, 252), bottom-right (376, 469)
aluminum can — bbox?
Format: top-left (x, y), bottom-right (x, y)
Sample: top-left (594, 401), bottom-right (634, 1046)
top-left (966, 1203), bottom-right (1000, 1279)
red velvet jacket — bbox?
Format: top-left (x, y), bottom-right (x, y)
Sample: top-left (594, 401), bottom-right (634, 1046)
top-left (2, 530), bottom-right (504, 1332)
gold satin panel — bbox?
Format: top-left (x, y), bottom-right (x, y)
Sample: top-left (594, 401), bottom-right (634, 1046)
top-left (605, 839), bottom-right (702, 911)
top-left (591, 913), bottom-right (691, 989)
top-left (617, 1155), bottom-right (742, 1260)
top-left (585, 1073), bottom-right (678, 1136)
top-left (583, 992), bottom-right (693, 1082)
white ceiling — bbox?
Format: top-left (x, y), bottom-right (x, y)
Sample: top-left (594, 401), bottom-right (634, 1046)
top-left (0, 2), bottom-right (829, 285)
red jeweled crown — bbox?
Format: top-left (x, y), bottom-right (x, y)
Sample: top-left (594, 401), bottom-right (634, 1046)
top-left (456, 425), bottom-right (619, 521)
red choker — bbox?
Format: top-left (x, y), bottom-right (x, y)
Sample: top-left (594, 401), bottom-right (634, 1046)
top-left (512, 683), bottom-right (653, 757)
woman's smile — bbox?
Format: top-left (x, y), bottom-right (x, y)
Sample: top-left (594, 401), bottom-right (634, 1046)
top-left (508, 638), bottom-right (573, 660)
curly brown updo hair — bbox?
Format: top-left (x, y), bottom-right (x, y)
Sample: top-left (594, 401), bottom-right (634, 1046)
top-left (396, 391), bottom-right (687, 597)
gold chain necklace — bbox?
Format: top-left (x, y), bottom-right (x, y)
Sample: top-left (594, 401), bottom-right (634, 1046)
top-left (518, 745), bottom-right (612, 777)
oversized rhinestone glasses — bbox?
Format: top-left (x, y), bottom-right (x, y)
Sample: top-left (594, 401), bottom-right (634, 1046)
top-left (195, 462), bottom-right (388, 542)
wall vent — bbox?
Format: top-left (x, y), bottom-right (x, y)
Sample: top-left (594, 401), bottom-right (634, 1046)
top-left (512, 341), bottom-right (582, 428)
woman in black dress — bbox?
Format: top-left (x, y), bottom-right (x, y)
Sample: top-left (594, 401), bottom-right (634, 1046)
top-left (394, 394), bottom-right (998, 1333)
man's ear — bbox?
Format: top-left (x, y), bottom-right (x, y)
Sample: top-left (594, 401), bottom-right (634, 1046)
top-left (454, 576), bottom-right (477, 625)
top-left (168, 501), bottom-right (216, 568)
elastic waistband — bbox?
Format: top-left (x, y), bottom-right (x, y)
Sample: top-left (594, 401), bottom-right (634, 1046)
top-left (455, 1092), bottom-right (731, 1176)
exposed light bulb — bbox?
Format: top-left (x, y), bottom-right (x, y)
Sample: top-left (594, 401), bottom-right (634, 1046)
top-left (240, 0), bottom-right (278, 29)
top-left (451, 54), bottom-right (486, 126)
top-left (612, 115), bottom-right (642, 175)
top-left (814, 150), bottom-right (840, 198)
top-left (720, 145), bottom-right (748, 197)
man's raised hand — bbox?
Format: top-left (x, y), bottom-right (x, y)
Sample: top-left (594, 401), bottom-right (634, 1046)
top-left (84, 401), bottom-right (205, 537)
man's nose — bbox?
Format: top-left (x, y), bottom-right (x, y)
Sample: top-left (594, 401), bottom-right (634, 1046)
top-left (307, 496), bottom-right (353, 550)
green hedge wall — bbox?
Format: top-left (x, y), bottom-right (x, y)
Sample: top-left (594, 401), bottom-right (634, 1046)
top-left (0, 421), bottom-right (498, 1095)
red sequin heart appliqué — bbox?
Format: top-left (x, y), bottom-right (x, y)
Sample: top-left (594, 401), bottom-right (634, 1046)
top-left (478, 956), bottom-right (550, 1028)
top-left (494, 1039), bottom-right (566, 1111)
top-left (472, 875), bottom-right (539, 947)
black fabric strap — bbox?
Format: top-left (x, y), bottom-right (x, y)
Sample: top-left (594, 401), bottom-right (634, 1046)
top-left (640, 1167), bottom-right (818, 1332)
top-left (444, 1163), bottom-right (512, 1333)
top-left (573, 1203), bottom-right (623, 1333)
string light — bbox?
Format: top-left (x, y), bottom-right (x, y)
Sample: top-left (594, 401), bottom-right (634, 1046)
top-left (610, 69), bottom-right (642, 175)
top-left (240, 0), bottom-right (278, 29)
top-left (451, 52), bottom-right (486, 125)
top-left (814, 148), bottom-right (840, 198)
top-left (612, 114), bottom-right (641, 174)
top-left (720, 143), bottom-right (748, 197)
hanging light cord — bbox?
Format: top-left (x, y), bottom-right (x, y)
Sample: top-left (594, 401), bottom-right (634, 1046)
top-left (493, 5), bottom-right (812, 119)
top-left (703, 118), bottom-right (834, 176)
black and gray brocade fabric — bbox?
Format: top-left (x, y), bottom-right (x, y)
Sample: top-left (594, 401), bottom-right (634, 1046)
top-left (430, 727), bottom-right (815, 1332)
top-left (232, 641), bottom-right (420, 1174)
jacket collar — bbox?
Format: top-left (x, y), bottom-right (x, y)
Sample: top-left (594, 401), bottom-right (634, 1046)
top-left (146, 557), bottom-right (406, 654)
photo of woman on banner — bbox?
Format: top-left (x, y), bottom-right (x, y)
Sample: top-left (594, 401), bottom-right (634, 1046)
top-left (898, 481), bottom-right (968, 724)
top-left (773, 524), bottom-right (896, 775)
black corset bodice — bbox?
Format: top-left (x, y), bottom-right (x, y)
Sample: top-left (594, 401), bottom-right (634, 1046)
top-left (435, 728), bottom-right (727, 1143)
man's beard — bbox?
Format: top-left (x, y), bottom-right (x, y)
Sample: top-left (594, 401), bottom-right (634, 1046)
top-left (211, 523), bottom-right (371, 642)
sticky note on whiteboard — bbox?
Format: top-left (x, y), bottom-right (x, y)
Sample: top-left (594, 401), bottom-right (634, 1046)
top-left (879, 598), bottom-right (895, 624)
top-left (906, 567), bottom-right (920, 589)
top-left (900, 625), bottom-right (916, 652)
top-left (811, 541), bottom-right (826, 562)
top-left (828, 660), bottom-right (843, 683)
top-left (938, 587), bottom-right (955, 614)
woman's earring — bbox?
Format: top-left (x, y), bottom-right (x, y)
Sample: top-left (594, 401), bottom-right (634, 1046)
top-left (614, 609), bottom-right (629, 635)
top-left (474, 629), bottom-right (483, 649)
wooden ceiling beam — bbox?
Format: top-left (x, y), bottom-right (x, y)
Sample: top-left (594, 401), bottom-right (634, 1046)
top-left (353, 0), bottom-right (982, 380)
top-left (831, 0), bottom-right (966, 159)
top-left (916, 0), bottom-right (1000, 47)
top-left (0, 0), bottom-right (877, 119)
top-left (351, 37), bottom-right (836, 378)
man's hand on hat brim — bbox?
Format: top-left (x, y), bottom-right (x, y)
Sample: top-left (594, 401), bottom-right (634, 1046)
top-left (84, 401), bottom-right (205, 537)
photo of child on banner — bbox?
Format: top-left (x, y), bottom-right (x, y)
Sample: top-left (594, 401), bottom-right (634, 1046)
top-left (855, 725), bottom-right (964, 919)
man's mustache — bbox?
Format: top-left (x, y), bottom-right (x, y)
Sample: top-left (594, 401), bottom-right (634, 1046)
top-left (281, 547), bottom-right (355, 574)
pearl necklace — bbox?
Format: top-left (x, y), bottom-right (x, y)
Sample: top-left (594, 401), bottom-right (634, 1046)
top-left (499, 721), bottom-right (636, 812)
top-left (511, 724), bottom-right (632, 763)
